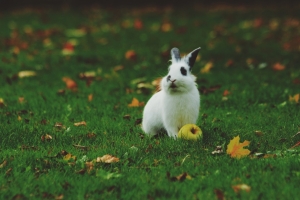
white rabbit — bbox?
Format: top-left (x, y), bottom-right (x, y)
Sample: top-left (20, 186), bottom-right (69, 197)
top-left (142, 47), bottom-right (201, 138)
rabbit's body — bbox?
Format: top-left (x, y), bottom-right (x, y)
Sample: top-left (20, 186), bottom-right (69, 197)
top-left (142, 47), bottom-right (201, 138)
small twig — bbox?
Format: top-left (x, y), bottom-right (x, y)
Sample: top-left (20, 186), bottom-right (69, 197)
top-left (73, 144), bottom-right (88, 150)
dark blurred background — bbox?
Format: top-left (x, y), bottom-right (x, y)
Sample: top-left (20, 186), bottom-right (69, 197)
top-left (1, 0), bottom-right (300, 10)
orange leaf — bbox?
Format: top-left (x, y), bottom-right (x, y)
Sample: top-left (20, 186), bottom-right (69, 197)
top-left (226, 135), bottom-right (251, 159)
top-left (289, 94), bottom-right (299, 103)
top-left (62, 77), bottom-right (78, 91)
top-left (125, 50), bottom-right (137, 60)
top-left (223, 90), bottom-right (230, 96)
top-left (74, 121), bottom-right (87, 126)
top-left (96, 155), bottom-right (119, 163)
top-left (272, 62), bottom-right (285, 71)
top-left (128, 98), bottom-right (144, 107)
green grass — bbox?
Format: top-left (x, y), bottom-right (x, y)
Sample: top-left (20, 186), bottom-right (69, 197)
top-left (1, 5), bottom-right (300, 199)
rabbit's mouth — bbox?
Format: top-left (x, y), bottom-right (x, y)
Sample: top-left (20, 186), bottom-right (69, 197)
top-left (170, 83), bottom-right (177, 89)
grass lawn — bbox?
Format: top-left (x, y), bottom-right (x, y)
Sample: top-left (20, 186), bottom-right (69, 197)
top-left (1, 4), bottom-right (300, 199)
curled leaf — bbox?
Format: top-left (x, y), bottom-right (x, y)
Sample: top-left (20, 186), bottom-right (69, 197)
top-left (232, 184), bottom-right (251, 193)
top-left (227, 136), bottom-right (251, 159)
top-left (96, 155), bottom-right (119, 163)
top-left (74, 121), bottom-right (87, 126)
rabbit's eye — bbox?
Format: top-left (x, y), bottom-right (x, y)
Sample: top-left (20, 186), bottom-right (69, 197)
top-left (180, 67), bottom-right (187, 76)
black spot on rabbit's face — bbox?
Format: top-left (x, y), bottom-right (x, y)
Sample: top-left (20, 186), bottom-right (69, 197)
top-left (180, 67), bottom-right (187, 76)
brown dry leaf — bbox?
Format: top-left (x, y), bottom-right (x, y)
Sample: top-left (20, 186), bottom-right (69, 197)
top-left (72, 144), bottom-right (88, 150)
top-left (255, 130), bottom-right (263, 137)
top-left (55, 194), bottom-right (64, 200)
top-left (88, 94), bottom-right (93, 102)
top-left (226, 135), bottom-right (251, 159)
top-left (18, 97), bottom-right (25, 104)
top-left (289, 94), bottom-right (299, 103)
top-left (214, 189), bottom-right (225, 200)
top-left (62, 77), bottom-right (78, 91)
top-left (74, 121), bottom-right (87, 126)
top-left (201, 62), bottom-right (213, 74)
top-left (272, 62), bottom-right (285, 71)
top-left (85, 161), bottom-right (94, 173)
top-left (113, 65), bottom-right (124, 71)
top-left (18, 71), bottom-right (37, 78)
top-left (86, 132), bottom-right (96, 138)
top-left (0, 160), bottom-right (7, 168)
top-left (41, 134), bottom-right (52, 141)
top-left (125, 50), bottom-right (137, 60)
top-left (232, 184), bottom-right (251, 193)
top-left (128, 98), bottom-right (144, 107)
top-left (96, 155), bottom-right (119, 163)
top-left (134, 19), bottom-right (143, 30)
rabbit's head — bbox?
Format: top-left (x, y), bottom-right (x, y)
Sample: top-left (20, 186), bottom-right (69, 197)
top-left (161, 47), bottom-right (201, 94)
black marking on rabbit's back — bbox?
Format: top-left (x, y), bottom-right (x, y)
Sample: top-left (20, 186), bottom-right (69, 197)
top-left (180, 67), bottom-right (187, 76)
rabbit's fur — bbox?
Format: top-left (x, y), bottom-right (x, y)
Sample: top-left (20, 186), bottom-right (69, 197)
top-left (142, 47), bottom-right (201, 138)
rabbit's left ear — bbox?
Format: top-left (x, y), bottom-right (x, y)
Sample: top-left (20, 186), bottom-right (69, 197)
top-left (184, 47), bottom-right (201, 69)
top-left (171, 47), bottom-right (181, 63)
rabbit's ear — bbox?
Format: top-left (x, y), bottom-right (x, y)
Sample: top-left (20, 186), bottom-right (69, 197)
top-left (171, 47), bottom-right (181, 63)
top-left (184, 47), bottom-right (201, 69)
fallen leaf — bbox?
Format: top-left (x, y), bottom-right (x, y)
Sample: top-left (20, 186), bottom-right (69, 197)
top-left (134, 19), bottom-right (143, 30)
top-left (62, 77), bottom-right (78, 91)
top-left (63, 153), bottom-right (76, 161)
top-left (0, 98), bottom-right (5, 107)
top-left (201, 61), bottom-right (213, 74)
top-left (223, 90), bottom-right (230, 96)
top-left (96, 155), bottom-right (119, 163)
top-left (232, 184), bottom-right (251, 193)
top-left (88, 94), bottom-right (93, 102)
top-left (199, 85), bottom-right (221, 95)
top-left (289, 94), bottom-right (299, 103)
top-left (161, 22), bottom-right (172, 32)
top-left (54, 122), bottom-right (66, 130)
top-left (255, 130), bottom-right (263, 136)
top-left (85, 161), bottom-right (94, 173)
top-left (86, 132), bottom-right (96, 138)
top-left (214, 189), bottom-right (225, 200)
top-left (55, 194), bottom-right (64, 200)
top-left (272, 62), bottom-right (285, 71)
top-left (41, 134), bottom-right (52, 141)
top-left (18, 71), bottom-right (36, 78)
top-left (62, 42), bottom-right (75, 55)
top-left (113, 65), bottom-right (124, 71)
top-left (18, 97), bottom-right (25, 103)
top-left (125, 50), bottom-right (137, 60)
top-left (0, 160), bottom-right (7, 168)
top-left (123, 114), bottom-right (131, 120)
top-left (74, 121), bottom-right (87, 126)
top-left (227, 135), bottom-right (251, 159)
top-left (128, 98), bottom-right (144, 107)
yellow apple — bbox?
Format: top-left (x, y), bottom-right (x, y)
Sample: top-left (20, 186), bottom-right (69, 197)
top-left (178, 124), bottom-right (202, 141)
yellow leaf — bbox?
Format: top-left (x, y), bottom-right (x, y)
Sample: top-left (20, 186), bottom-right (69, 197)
top-left (18, 71), bottom-right (37, 78)
top-left (200, 62), bottom-right (213, 74)
top-left (96, 155), bottom-right (119, 163)
top-left (289, 94), bottom-right (299, 103)
top-left (128, 98), bottom-right (144, 107)
top-left (63, 153), bottom-right (76, 161)
top-left (226, 135), bottom-right (250, 159)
